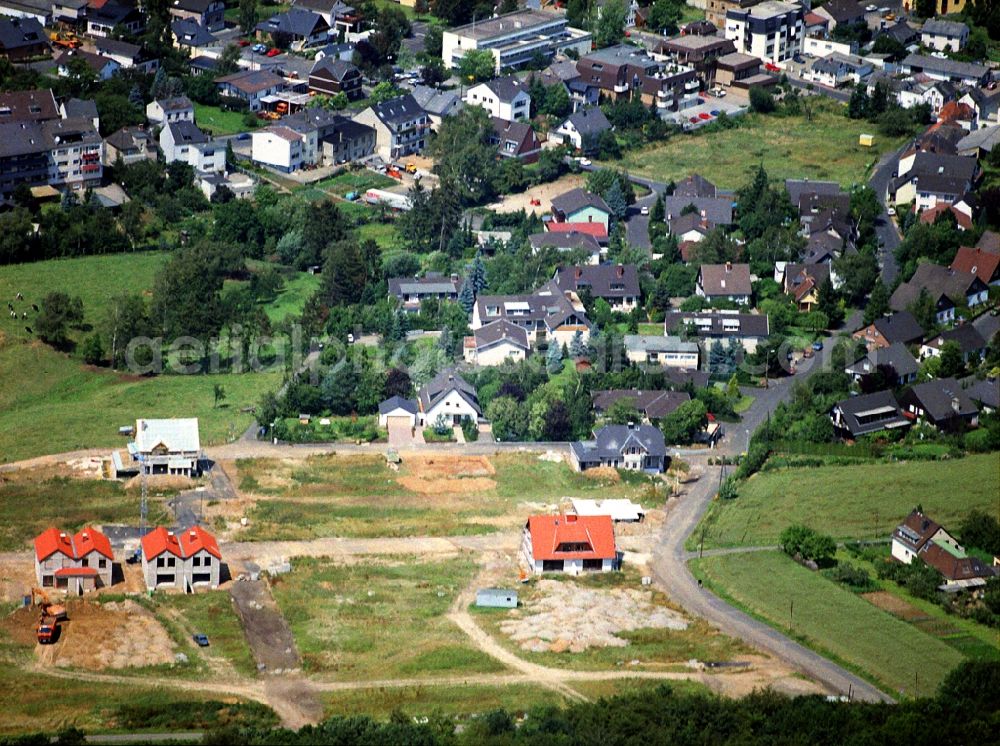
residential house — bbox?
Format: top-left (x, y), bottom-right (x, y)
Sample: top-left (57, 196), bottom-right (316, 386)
top-left (664, 310), bottom-right (770, 353)
top-left (377, 396), bottom-right (418, 429)
top-left (251, 125), bottom-right (305, 172)
top-left (104, 125), bottom-right (156, 166)
top-left (256, 8), bottom-right (330, 50)
top-left (550, 188), bottom-right (611, 231)
top-left (60, 97), bottom-right (98, 130)
top-left (146, 96), bottom-right (194, 126)
top-left (576, 44), bottom-right (699, 112)
top-left (171, 18), bottom-right (218, 54)
top-left (782, 262), bottom-right (830, 312)
top-left (463, 319), bottom-right (531, 366)
top-left (979, 230), bottom-right (1000, 253)
top-left (877, 20), bottom-right (920, 49)
top-left (522, 513), bottom-right (617, 574)
top-left (951, 246), bottom-right (1000, 287)
top-left (215, 70), bottom-right (286, 111)
top-left (714, 52), bottom-right (763, 87)
top-left (314, 41), bottom-right (356, 63)
top-left (724, 1), bottom-right (805, 64)
top-left (551, 106), bottom-right (612, 153)
top-left (553, 264), bottom-right (639, 312)
top-left (388, 273), bottom-right (459, 312)
top-left (141, 526), bottom-right (222, 592)
top-left (528, 231), bottom-right (604, 265)
top-left (900, 54), bottom-right (991, 87)
top-left (921, 19), bottom-right (969, 53)
top-left (473, 281), bottom-right (591, 347)
top-left (962, 377), bottom-right (999, 413)
top-left (813, 0), bottom-right (865, 30)
top-left (624, 335), bottom-right (700, 368)
top-left (830, 390), bottom-right (911, 438)
top-left (706, 0), bottom-right (760, 29)
top-left (892, 510), bottom-right (996, 591)
top-left (889, 151), bottom-right (980, 211)
top-left (160, 120), bottom-right (225, 173)
top-left (292, 0), bottom-right (361, 32)
top-left (0, 116), bottom-right (102, 195)
top-left (664, 195), bottom-right (734, 229)
top-left (416, 368), bottom-right (481, 427)
top-left (441, 9), bottom-right (592, 73)
top-left (655, 34), bottom-right (737, 85)
top-left (570, 423), bottom-right (667, 473)
top-left (353, 94), bottom-right (429, 161)
top-left (95, 38), bottom-right (157, 73)
top-left (489, 118), bottom-right (541, 163)
top-left (464, 76), bottom-right (531, 122)
top-left (34, 526), bottom-right (113, 593)
top-left (889, 264), bottom-right (988, 324)
top-left (117, 417), bottom-right (201, 478)
top-left (919, 324), bottom-right (987, 363)
top-left (410, 84), bottom-right (463, 128)
top-left (0, 16), bottom-right (47, 61)
top-left (959, 87), bottom-right (1000, 127)
top-left (86, 2), bottom-right (144, 38)
top-left (803, 52), bottom-right (872, 88)
top-left (544, 219), bottom-right (608, 243)
top-left (900, 377), bottom-right (979, 431)
top-left (675, 173), bottom-right (718, 199)
top-left (51, 0), bottom-right (87, 24)
top-left (844, 343), bottom-right (919, 386)
top-left (591, 389), bottom-right (691, 423)
top-left (267, 107), bottom-right (374, 167)
top-left (696, 262), bottom-right (752, 305)
top-left (169, 0), bottom-right (225, 31)
top-left (55, 49), bottom-right (119, 80)
top-left (0, 88), bottom-right (58, 122)
top-left (853, 311), bottom-right (924, 351)
top-left (803, 35), bottom-right (857, 58)
top-left (308, 58), bottom-right (362, 99)
top-left (919, 202), bottom-right (973, 231)
top-left (198, 171), bottom-right (254, 201)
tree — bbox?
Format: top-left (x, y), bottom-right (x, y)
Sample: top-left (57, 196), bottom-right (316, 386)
top-left (661, 399), bottom-right (707, 445)
top-left (151, 243), bottom-right (231, 342)
top-left (546, 342), bottom-right (563, 374)
top-left (587, 168), bottom-right (634, 205)
top-left (321, 240), bottom-right (368, 306)
top-left (104, 293), bottom-right (149, 369)
top-left (384, 367), bottom-right (412, 399)
top-left (369, 81), bottom-right (402, 104)
top-left (937, 340), bottom-right (965, 378)
top-left (36, 292), bottom-right (84, 349)
top-left (565, 0), bottom-right (591, 28)
top-left (604, 178), bottom-right (628, 221)
top-left (213, 383), bottom-right (226, 408)
top-left (650, 192), bottom-right (665, 224)
top-left (863, 278), bottom-right (890, 326)
top-left (646, 0), bottom-right (683, 35)
top-left (486, 396), bottom-right (528, 441)
top-left (816, 275), bottom-right (843, 327)
top-left (593, 0), bottom-right (626, 48)
top-left (959, 510), bottom-right (1000, 556)
top-left (458, 280), bottom-right (475, 313)
top-left (914, 0), bottom-right (935, 17)
top-left (469, 255), bottom-right (488, 294)
top-left (81, 333), bottom-right (104, 365)
top-left (847, 82), bottom-right (868, 119)
top-left (606, 397), bottom-right (640, 425)
top-left (216, 43), bottom-right (242, 75)
top-left (542, 400), bottom-right (572, 440)
top-left (238, 0), bottom-right (256, 32)
top-left (749, 86), bottom-right (776, 113)
top-left (908, 287), bottom-right (938, 333)
top-left (569, 330), bottom-right (585, 358)
top-left (457, 49), bottom-right (496, 83)
top-left (544, 83), bottom-right (571, 118)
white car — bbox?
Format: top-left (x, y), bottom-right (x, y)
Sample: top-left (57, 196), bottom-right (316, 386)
top-left (579, 158), bottom-right (592, 166)
top-left (640, 205), bottom-right (649, 215)
top-left (865, 4), bottom-right (877, 11)
top-left (886, 206), bottom-right (896, 216)
top-left (347, 333), bottom-right (355, 344)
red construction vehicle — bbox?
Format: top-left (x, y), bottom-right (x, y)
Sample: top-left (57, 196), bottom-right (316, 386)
top-left (31, 588), bottom-right (66, 645)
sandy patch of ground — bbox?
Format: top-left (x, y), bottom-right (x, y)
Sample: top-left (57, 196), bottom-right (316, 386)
top-left (500, 579), bottom-right (689, 654)
top-left (581, 466), bottom-right (620, 484)
top-left (397, 455), bottom-right (497, 494)
top-left (123, 474), bottom-right (196, 493)
top-left (487, 173), bottom-right (586, 215)
top-left (65, 455), bottom-right (107, 479)
top-left (861, 591), bottom-right (927, 621)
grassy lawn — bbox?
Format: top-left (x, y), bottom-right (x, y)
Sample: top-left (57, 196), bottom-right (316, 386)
top-left (322, 683), bottom-right (566, 720)
top-left (733, 395), bottom-right (754, 414)
top-left (194, 103), bottom-right (254, 136)
top-left (607, 100), bottom-right (904, 189)
top-left (0, 252), bottom-right (167, 347)
top-left (0, 342), bottom-right (282, 463)
top-left (694, 454), bottom-right (999, 549)
top-left (692, 551), bottom-right (964, 698)
top-left (235, 453), bottom-right (655, 541)
top-left (356, 220), bottom-right (406, 251)
top-left (271, 556), bottom-right (507, 678)
top-left (309, 170), bottom-right (397, 197)
top-left (0, 474), bottom-right (169, 552)
top-left (264, 270), bottom-right (321, 323)
top-left (152, 592), bottom-right (257, 677)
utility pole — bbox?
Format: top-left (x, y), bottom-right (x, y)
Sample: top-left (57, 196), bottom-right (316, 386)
top-left (789, 598), bottom-right (793, 631)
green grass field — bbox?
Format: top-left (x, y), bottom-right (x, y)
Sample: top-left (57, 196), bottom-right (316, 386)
top-left (692, 552), bottom-right (964, 698)
top-left (271, 556), bottom-right (506, 678)
top-left (0, 252), bottom-right (167, 346)
top-left (152, 592), bottom-right (258, 677)
top-left (194, 103), bottom-right (254, 136)
top-left (263, 270), bottom-right (321, 323)
top-left (694, 455), bottom-right (1000, 549)
top-left (356, 220), bottom-right (406, 251)
top-left (607, 100), bottom-right (903, 189)
top-left (322, 683), bottom-right (566, 720)
top-left (0, 342), bottom-right (281, 463)
top-left (309, 171), bottom-right (397, 197)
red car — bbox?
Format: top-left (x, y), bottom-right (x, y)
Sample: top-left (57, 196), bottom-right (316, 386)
top-left (689, 116), bottom-right (699, 123)
top-left (699, 112), bottom-right (712, 120)
top-left (237, 39), bottom-right (250, 47)
top-left (266, 48), bottom-right (281, 57)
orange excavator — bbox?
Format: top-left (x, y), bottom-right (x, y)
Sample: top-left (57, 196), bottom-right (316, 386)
top-left (49, 31), bottom-right (81, 50)
top-left (31, 588), bottom-right (67, 645)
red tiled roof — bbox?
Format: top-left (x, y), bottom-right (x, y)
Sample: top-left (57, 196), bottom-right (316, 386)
top-left (937, 101), bottom-right (974, 124)
top-left (526, 514), bottom-right (616, 561)
top-left (804, 11), bottom-right (828, 25)
top-left (919, 204), bottom-right (972, 230)
top-left (951, 246), bottom-right (1000, 284)
top-left (141, 525), bottom-right (221, 561)
top-left (544, 221), bottom-right (608, 239)
top-left (54, 567), bottom-right (99, 578)
top-left (34, 526), bottom-right (113, 562)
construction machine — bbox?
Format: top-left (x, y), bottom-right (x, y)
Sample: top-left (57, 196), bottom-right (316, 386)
top-left (49, 31), bottom-right (81, 49)
top-left (31, 588), bottom-right (67, 645)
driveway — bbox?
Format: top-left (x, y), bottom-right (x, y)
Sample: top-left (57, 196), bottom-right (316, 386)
top-left (386, 417), bottom-right (420, 447)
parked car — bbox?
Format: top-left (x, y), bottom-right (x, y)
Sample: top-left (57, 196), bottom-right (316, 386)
top-left (347, 333), bottom-right (355, 344)
top-left (640, 205), bottom-right (649, 215)
top-left (579, 158), bottom-right (591, 166)
top-left (251, 43), bottom-right (266, 54)
top-left (192, 634), bottom-right (210, 647)
top-left (811, 340), bottom-right (824, 351)
top-left (266, 47), bottom-right (281, 57)
top-left (125, 548), bottom-right (141, 564)
top-left (235, 132), bottom-right (250, 140)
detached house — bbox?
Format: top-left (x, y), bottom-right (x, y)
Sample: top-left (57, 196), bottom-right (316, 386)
top-left (920, 19), bottom-right (969, 53)
top-left (160, 120), bottom-right (225, 173)
top-left (550, 188), bottom-right (611, 231)
top-left (169, 0), bottom-right (225, 32)
top-left (256, 8), bottom-right (330, 50)
top-left (416, 368), bottom-right (481, 427)
top-left (696, 262), bottom-right (752, 305)
top-left (553, 264), bottom-right (640, 312)
top-left (951, 246), bottom-right (1000, 287)
top-left (844, 343), bottom-right (919, 386)
top-left (104, 125), bottom-right (156, 166)
top-left (0, 17), bottom-right (48, 61)
top-left (464, 319), bottom-right (531, 366)
top-left (592, 389), bottom-right (691, 423)
top-left (852, 311), bottom-right (924, 351)
top-left (624, 335), bottom-right (700, 368)
top-left (892, 510), bottom-right (996, 591)
top-left (522, 514), bottom-right (617, 575)
top-left (489, 118), bottom-right (541, 163)
top-left (34, 526), bottom-right (114, 594)
top-left (831, 390), bottom-right (911, 438)
top-left (890, 264), bottom-right (988, 325)
top-left (353, 94), bottom-right (429, 161)
top-left (308, 58), bottom-right (362, 99)
top-left (664, 310), bottom-right (769, 353)
top-left (899, 378), bottom-right (979, 431)
top-left (782, 263), bottom-right (830, 312)
top-left (570, 423), bottom-right (667, 473)
top-left (919, 325), bottom-right (986, 363)
top-left (115, 417), bottom-right (201, 478)
top-left (146, 96), bottom-right (194, 125)
top-left (141, 526), bottom-right (222, 592)
top-left (552, 106), bottom-right (612, 153)
top-left (464, 76), bottom-right (530, 122)
top-left (215, 70), bottom-right (286, 111)
top-left (473, 281), bottom-right (591, 347)
top-left (388, 274), bottom-right (459, 312)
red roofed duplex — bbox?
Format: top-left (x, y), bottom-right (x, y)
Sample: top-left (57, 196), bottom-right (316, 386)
top-left (544, 221), bottom-right (608, 241)
top-left (141, 526), bottom-right (222, 592)
top-left (34, 526), bottom-right (113, 562)
top-left (522, 514), bottom-right (617, 574)
top-left (142, 525), bottom-right (221, 561)
top-left (34, 526), bottom-right (114, 593)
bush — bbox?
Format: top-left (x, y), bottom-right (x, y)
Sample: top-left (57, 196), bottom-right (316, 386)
top-left (461, 417), bottom-right (479, 442)
top-left (779, 524), bottom-right (836, 565)
top-left (825, 562), bottom-right (876, 591)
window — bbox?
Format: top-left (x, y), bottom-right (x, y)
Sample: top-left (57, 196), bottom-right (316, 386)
top-left (193, 556), bottom-right (201, 567)
top-left (98, 559), bottom-right (107, 568)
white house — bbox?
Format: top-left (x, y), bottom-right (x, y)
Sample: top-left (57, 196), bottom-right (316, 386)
top-left (146, 96), bottom-right (194, 125)
top-left (34, 526), bottom-right (114, 594)
top-left (417, 368), bottom-right (481, 427)
top-left (624, 334), bottom-right (700, 368)
top-left (920, 19), bottom-right (969, 53)
top-left (551, 106), bottom-right (612, 152)
top-left (251, 126), bottom-right (305, 172)
top-left (141, 526), bottom-right (221, 592)
top-left (464, 76), bottom-right (531, 122)
top-left (696, 262), bottom-right (752, 305)
top-left (463, 320), bottom-right (531, 366)
top-left (159, 121), bottom-right (226, 174)
top-left (522, 514), bottom-right (617, 575)
top-left (377, 395), bottom-right (418, 429)
top-left (121, 417), bottom-right (202, 477)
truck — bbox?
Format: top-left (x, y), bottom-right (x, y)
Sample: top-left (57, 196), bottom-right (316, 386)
top-left (31, 588), bottom-right (66, 644)
top-left (364, 189), bottom-right (412, 211)
top-left (36, 614), bottom-right (58, 644)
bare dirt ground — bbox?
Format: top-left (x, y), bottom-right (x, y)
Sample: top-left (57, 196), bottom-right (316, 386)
top-left (487, 173), bottom-right (586, 215)
top-left (861, 591), bottom-right (927, 620)
top-left (396, 455), bottom-right (497, 495)
top-left (229, 578), bottom-right (301, 674)
top-left (500, 579), bottom-right (689, 654)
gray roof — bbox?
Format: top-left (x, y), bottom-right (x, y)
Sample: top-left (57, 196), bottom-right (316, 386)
top-left (560, 106), bottom-right (611, 137)
top-left (624, 335), bottom-right (699, 355)
top-left (256, 8), bottom-right (328, 37)
top-left (571, 424), bottom-right (667, 462)
top-left (410, 84), bottom-right (463, 117)
top-left (922, 324), bottom-right (986, 356)
top-left (0, 89), bottom-right (58, 123)
top-left (367, 94), bottom-right (424, 127)
top-left (904, 378), bottom-right (978, 422)
top-left (902, 54), bottom-right (989, 82)
top-left (891, 264), bottom-right (985, 312)
top-left (663, 195), bottom-right (733, 225)
top-left (106, 125), bottom-right (153, 151)
top-left (591, 389), bottom-right (691, 420)
top-left (673, 173), bottom-right (717, 199)
top-left (846, 343), bottom-right (919, 379)
top-left (551, 188), bottom-right (610, 217)
top-left (62, 98), bottom-right (98, 120)
top-left (216, 69), bottom-right (286, 94)
top-left (475, 280), bottom-right (591, 332)
top-left (832, 390), bottom-right (910, 436)
top-left (545, 59), bottom-right (581, 82)
top-left (0, 116), bottom-right (100, 159)
top-left (664, 311), bottom-right (769, 338)
top-left (871, 311), bottom-right (924, 345)
top-left (95, 37), bottom-right (142, 59)
top-left (388, 275), bottom-right (458, 298)
top-left (310, 57), bottom-right (359, 82)
top-left (165, 120), bottom-right (208, 144)
top-left (378, 395), bottom-right (417, 415)
top-left (171, 0), bottom-right (219, 12)
top-left (553, 264), bottom-right (640, 299)
top-left (0, 16), bottom-right (44, 51)
top-left (418, 368), bottom-right (481, 417)
top-left (921, 19), bottom-right (968, 38)
top-left (880, 21), bottom-right (919, 45)
top-left (473, 319), bottom-right (530, 351)
top-left (957, 125), bottom-right (1000, 155)
top-left (172, 18), bottom-right (217, 46)
top-left (961, 377), bottom-right (999, 410)
top-left (479, 75), bottom-right (529, 103)
top-left (785, 178), bottom-right (841, 206)
top-left (156, 96), bottom-right (193, 112)
top-left (818, 0), bottom-right (864, 23)
top-left (529, 231), bottom-right (601, 254)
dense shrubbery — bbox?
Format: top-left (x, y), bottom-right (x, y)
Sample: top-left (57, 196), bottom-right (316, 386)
top-left (779, 524), bottom-right (837, 565)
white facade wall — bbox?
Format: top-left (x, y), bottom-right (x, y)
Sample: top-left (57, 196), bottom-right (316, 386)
top-left (251, 131), bottom-right (304, 172)
top-left (470, 341), bottom-right (528, 366)
top-left (421, 391), bottom-right (480, 426)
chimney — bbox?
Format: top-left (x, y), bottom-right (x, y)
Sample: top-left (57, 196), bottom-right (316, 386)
top-left (59, 532), bottom-right (67, 539)
top-left (951, 397), bottom-right (961, 413)
top-left (167, 531), bottom-right (174, 537)
top-left (616, 265), bottom-right (624, 277)
top-left (189, 530), bottom-right (197, 539)
top-left (565, 513), bottom-right (578, 523)
top-left (575, 267), bottom-right (583, 279)
top-left (725, 261), bottom-right (732, 272)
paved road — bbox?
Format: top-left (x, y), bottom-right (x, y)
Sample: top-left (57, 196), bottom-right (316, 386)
top-left (650, 461), bottom-right (893, 703)
top-left (84, 734), bottom-right (202, 744)
top-left (868, 145), bottom-right (906, 286)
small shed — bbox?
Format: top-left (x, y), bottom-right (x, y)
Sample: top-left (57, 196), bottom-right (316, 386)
top-left (859, 133), bottom-right (874, 147)
top-left (476, 588), bottom-right (518, 609)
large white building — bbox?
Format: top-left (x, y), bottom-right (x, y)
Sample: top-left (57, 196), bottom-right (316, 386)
top-left (442, 9), bottom-right (591, 73)
top-left (159, 121), bottom-right (226, 174)
top-left (725, 0), bottom-right (804, 65)
top-left (251, 125), bottom-right (305, 172)
top-left (464, 76), bottom-right (531, 122)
